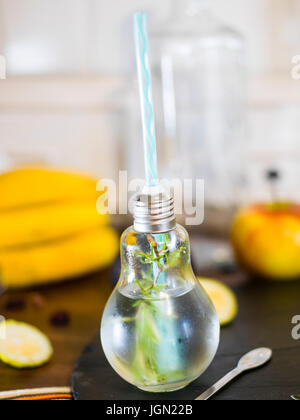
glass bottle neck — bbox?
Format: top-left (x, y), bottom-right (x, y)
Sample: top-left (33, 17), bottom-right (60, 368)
top-left (173, 0), bottom-right (210, 18)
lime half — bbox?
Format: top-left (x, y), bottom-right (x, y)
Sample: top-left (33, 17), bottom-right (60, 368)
top-left (0, 320), bottom-right (53, 368)
top-left (199, 278), bottom-right (238, 326)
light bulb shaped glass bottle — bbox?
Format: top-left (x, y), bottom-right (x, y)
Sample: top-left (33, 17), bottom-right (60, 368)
top-left (101, 192), bottom-right (220, 393)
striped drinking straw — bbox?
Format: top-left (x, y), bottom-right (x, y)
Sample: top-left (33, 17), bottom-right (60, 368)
top-left (133, 12), bottom-right (159, 188)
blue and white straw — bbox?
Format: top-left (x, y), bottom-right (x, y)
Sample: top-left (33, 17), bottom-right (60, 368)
top-left (134, 12), bottom-right (158, 187)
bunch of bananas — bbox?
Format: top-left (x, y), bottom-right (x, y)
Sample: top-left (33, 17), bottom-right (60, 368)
top-left (0, 167), bottom-right (119, 289)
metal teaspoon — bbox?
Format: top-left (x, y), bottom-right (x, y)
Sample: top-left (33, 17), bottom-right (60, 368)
top-left (195, 348), bottom-right (273, 400)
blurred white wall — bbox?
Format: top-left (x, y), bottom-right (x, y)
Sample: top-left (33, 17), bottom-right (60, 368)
top-left (0, 0), bottom-right (170, 75)
top-left (0, 0), bottom-right (298, 77)
top-left (0, 75), bottom-right (123, 178)
top-left (0, 0), bottom-right (299, 200)
top-left (0, 0), bottom-right (94, 74)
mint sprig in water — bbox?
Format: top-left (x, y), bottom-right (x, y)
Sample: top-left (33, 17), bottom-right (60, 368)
top-left (123, 234), bottom-right (187, 387)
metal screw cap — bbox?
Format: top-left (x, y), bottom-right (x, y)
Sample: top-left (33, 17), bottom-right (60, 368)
top-left (133, 190), bottom-right (176, 233)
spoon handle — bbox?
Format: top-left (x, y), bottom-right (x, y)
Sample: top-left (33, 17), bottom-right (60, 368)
top-left (195, 368), bottom-right (242, 400)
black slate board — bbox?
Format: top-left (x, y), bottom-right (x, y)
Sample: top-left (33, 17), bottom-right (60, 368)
top-left (72, 280), bottom-right (300, 400)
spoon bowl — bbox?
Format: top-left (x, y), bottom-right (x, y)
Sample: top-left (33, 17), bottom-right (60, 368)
top-left (238, 348), bottom-right (273, 371)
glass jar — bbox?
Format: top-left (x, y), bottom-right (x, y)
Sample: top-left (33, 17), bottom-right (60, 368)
top-left (150, 0), bottom-right (246, 207)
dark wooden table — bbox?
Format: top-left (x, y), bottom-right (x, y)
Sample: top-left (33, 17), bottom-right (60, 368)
top-left (0, 272), bottom-right (112, 392)
top-left (0, 247), bottom-right (299, 400)
top-left (72, 274), bottom-right (300, 401)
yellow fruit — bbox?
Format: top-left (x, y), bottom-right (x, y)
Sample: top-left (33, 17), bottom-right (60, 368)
top-left (199, 278), bottom-right (238, 326)
top-left (231, 203), bottom-right (300, 280)
top-left (0, 320), bottom-right (53, 368)
top-left (0, 227), bottom-right (119, 289)
top-left (0, 166), bottom-right (115, 289)
top-left (0, 201), bottom-right (108, 249)
top-left (0, 167), bottom-right (98, 211)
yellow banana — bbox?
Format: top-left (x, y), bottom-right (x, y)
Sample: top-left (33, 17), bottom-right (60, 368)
top-left (0, 201), bottom-right (108, 249)
top-left (0, 167), bottom-right (99, 211)
top-left (0, 227), bottom-right (119, 289)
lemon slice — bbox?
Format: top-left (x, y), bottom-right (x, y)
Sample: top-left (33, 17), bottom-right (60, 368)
top-left (0, 320), bottom-right (53, 368)
top-left (199, 278), bottom-right (238, 326)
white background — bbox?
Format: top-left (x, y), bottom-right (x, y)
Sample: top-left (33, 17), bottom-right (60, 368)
top-left (0, 0), bottom-right (299, 201)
